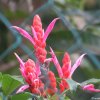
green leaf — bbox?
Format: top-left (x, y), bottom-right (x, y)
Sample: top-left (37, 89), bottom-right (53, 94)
top-left (0, 96), bottom-right (2, 100)
top-left (81, 78), bottom-right (100, 86)
top-left (66, 79), bottom-right (79, 92)
top-left (11, 92), bottom-right (33, 100)
top-left (50, 94), bottom-right (59, 100)
top-left (2, 74), bottom-right (23, 96)
top-left (0, 73), bottom-right (2, 82)
top-left (64, 96), bottom-right (71, 100)
top-left (0, 73), bottom-right (2, 88)
top-left (0, 93), bottom-right (3, 100)
top-left (11, 75), bottom-right (24, 84)
top-left (37, 96), bottom-right (44, 100)
top-left (51, 94), bottom-right (71, 100)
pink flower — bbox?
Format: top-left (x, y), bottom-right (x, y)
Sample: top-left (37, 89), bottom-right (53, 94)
top-left (82, 84), bottom-right (100, 92)
top-left (46, 71), bottom-right (57, 95)
top-left (12, 15), bottom-right (59, 63)
top-left (50, 47), bottom-right (85, 78)
top-left (50, 47), bottom-right (85, 92)
top-left (14, 53), bottom-right (44, 95)
top-left (16, 85), bottom-right (29, 94)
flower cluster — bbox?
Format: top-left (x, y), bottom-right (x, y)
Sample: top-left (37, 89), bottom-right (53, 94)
top-left (13, 15), bottom-right (58, 64)
top-left (13, 15), bottom-right (100, 97)
top-left (15, 53), bottom-right (44, 95)
top-left (50, 48), bottom-right (85, 93)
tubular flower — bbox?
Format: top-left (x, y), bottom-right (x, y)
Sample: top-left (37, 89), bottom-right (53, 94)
top-left (14, 53), bottom-right (44, 95)
top-left (82, 84), bottom-right (100, 92)
top-left (50, 48), bottom-right (85, 92)
top-left (12, 15), bottom-right (59, 63)
top-left (32, 15), bottom-right (47, 63)
top-left (46, 71), bottom-right (57, 95)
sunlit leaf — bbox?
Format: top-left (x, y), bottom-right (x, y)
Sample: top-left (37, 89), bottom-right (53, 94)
top-left (37, 96), bottom-right (45, 100)
top-left (2, 74), bottom-right (23, 96)
top-left (11, 92), bottom-right (33, 100)
top-left (64, 96), bottom-right (71, 100)
top-left (0, 96), bottom-right (2, 100)
top-left (50, 94), bottom-right (59, 100)
top-left (11, 75), bottom-right (24, 84)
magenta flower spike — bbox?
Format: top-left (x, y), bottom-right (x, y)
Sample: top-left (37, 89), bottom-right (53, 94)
top-left (50, 48), bottom-right (86, 78)
top-left (83, 84), bottom-right (100, 92)
top-left (14, 53), bottom-right (45, 94)
top-left (12, 15), bottom-right (59, 63)
top-left (50, 48), bottom-right (86, 92)
top-left (14, 53), bottom-right (41, 78)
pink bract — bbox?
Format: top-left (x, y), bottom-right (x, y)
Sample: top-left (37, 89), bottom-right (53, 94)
top-left (83, 84), bottom-right (100, 92)
top-left (50, 47), bottom-right (86, 78)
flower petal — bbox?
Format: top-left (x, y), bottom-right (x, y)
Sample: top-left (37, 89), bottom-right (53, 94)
top-left (44, 18), bottom-right (59, 41)
top-left (14, 53), bottom-right (24, 69)
top-left (50, 47), bottom-right (63, 78)
top-left (12, 26), bottom-right (35, 45)
top-left (31, 26), bottom-right (37, 40)
top-left (42, 29), bottom-right (44, 37)
top-left (16, 85), bottom-right (29, 93)
top-left (36, 61), bottom-right (41, 77)
top-left (44, 58), bottom-right (52, 63)
top-left (70, 54), bottom-right (86, 77)
top-left (62, 52), bottom-right (71, 72)
top-left (83, 84), bottom-right (100, 92)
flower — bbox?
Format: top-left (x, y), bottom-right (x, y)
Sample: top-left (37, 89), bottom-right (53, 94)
top-left (82, 84), bottom-right (100, 92)
top-left (12, 15), bottom-right (59, 63)
top-left (14, 53), bottom-right (44, 95)
top-left (46, 71), bottom-right (57, 95)
top-left (50, 47), bottom-right (85, 92)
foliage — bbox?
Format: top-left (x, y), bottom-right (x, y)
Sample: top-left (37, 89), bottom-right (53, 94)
top-left (0, 73), bottom-right (100, 99)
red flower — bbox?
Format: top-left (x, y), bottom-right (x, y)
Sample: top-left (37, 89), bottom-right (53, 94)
top-left (32, 15), bottom-right (47, 63)
top-left (50, 48), bottom-right (85, 92)
top-left (46, 71), bottom-right (57, 95)
top-left (82, 84), bottom-right (100, 92)
top-left (14, 53), bottom-right (44, 95)
top-left (12, 15), bottom-right (59, 64)
top-left (59, 53), bottom-right (71, 92)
